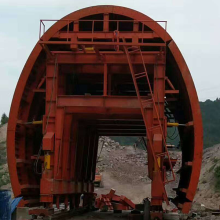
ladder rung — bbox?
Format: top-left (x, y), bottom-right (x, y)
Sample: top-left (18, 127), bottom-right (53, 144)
top-left (149, 125), bottom-right (161, 131)
top-left (135, 74), bottom-right (146, 79)
top-left (141, 98), bottom-right (152, 103)
top-left (128, 48), bottom-right (140, 54)
top-left (134, 72), bottom-right (146, 77)
top-left (156, 152), bottom-right (168, 157)
top-left (127, 46), bottom-right (139, 50)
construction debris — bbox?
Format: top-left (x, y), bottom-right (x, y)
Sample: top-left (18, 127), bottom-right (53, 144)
top-left (95, 189), bottom-right (135, 211)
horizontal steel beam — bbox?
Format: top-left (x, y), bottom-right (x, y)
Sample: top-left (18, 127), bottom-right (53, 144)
top-left (60, 64), bottom-right (151, 75)
top-left (165, 90), bottom-right (179, 94)
top-left (40, 41), bottom-right (165, 47)
top-left (69, 114), bottom-right (143, 120)
top-left (64, 107), bottom-right (143, 115)
top-left (49, 53), bottom-right (165, 64)
top-left (57, 95), bottom-right (151, 109)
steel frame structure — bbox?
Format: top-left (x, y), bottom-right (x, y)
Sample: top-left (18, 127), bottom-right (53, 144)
top-left (7, 5), bottom-right (203, 219)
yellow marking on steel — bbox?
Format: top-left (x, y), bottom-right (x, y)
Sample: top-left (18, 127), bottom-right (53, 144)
top-left (32, 120), bottom-right (43, 125)
top-left (85, 47), bottom-right (94, 51)
top-left (155, 157), bottom-right (161, 171)
top-left (44, 154), bottom-right (51, 170)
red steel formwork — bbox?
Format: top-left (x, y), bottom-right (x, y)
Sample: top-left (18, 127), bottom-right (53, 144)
top-left (7, 5), bottom-right (203, 219)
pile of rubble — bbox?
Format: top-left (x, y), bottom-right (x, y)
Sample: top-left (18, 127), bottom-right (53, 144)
top-left (97, 136), bottom-right (183, 186)
top-left (97, 136), bottom-right (149, 185)
top-left (96, 136), bottom-right (183, 203)
top-left (194, 144), bottom-right (220, 210)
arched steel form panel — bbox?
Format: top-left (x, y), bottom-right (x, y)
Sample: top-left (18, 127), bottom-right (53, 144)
top-left (7, 5), bottom-right (202, 216)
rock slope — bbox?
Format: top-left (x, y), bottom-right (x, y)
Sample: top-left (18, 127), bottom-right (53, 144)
top-left (0, 123), bottom-right (10, 189)
top-left (194, 144), bottom-right (220, 209)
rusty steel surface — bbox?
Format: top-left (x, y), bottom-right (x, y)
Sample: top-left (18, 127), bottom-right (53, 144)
top-left (7, 5), bottom-right (203, 217)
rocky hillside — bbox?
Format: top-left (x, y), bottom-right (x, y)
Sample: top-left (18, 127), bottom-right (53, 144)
top-left (0, 123), bottom-right (10, 189)
top-left (194, 144), bottom-right (220, 209)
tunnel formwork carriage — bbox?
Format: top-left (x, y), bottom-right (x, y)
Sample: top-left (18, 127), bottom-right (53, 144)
top-left (7, 5), bottom-right (203, 219)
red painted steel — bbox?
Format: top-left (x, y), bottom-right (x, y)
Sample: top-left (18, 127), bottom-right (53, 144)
top-left (7, 5), bottom-right (203, 218)
top-left (95, 189), bottom-right (136, 211)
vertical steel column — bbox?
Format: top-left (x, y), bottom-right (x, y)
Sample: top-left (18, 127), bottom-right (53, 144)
top-left (18, 126), bottom-right (27, 184)
top-left (40, 62), bottom-right (58, 205)
top-left (54, 107), bottom-right (65, 180)
top-left (91, 134), bottom-right (99, 182)
top-left (133, 21), bottom-right (139, 44)
top-left (81, 127), bottom-right (90, 192)
top-left (108, 73), bottom-right (111, 95)
top-left (104, 63), bottom-right (108, 96)
top-left (85, 132), bottom-right (92, 182)
top-left (75, 125), bottom-right (85, 193)
top-left (86, 130), bottom-right (96, 192)
top-left (74, 21), bottom-right (79, 32)
top-left (151, 63), bottom-right (165, 211)
top-left (70, 118), bottom-right (79, 210)
top-left (144, 109), bottom-right (154, 180)
top-left (70, 118), bottom-right (78, 181)
top-left (62, 114), bottom-right (72, 181)
top-left (103, 13), bottom-right (109, 32)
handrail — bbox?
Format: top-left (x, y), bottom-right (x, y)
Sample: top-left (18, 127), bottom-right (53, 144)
top-left (39, 19), bottom-right (167, 40)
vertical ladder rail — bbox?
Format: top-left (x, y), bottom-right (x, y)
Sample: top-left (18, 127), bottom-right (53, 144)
top-left (123, 45), bottom-right (169, 204)
top-left (139, 49), bottom-right (176, 184)
top-left (125, 45), bottom-right (175, 183)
